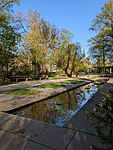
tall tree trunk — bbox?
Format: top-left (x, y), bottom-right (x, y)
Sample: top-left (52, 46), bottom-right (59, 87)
top-left (69, 49), bottom-right (76, 77)
top-left (102, 45), bottom-right (105, 73)
top-left (64, 45), bottom-right (71, 77)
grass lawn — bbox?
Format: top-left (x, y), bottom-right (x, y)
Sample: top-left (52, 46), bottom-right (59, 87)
top-left (48, 76), bottom-right (68, 80)
top-left (38, 83), bottom-right (65, 88)
top-left (0, 89), bottom-right (41, 95)
top-left (64, 79), bottom-right (84, 84)
top-left (37, 79), bottom-right (85, 88)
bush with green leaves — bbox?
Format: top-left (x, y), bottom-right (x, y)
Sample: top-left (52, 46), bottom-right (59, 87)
top-left (88, 91), bottom-right (113, 150)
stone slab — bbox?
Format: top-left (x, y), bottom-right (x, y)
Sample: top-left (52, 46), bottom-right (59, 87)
top-left (0, 129), bottom-right (53, 150)
top-left (18, 140), bottom-right (54, 150)
top-left (18, 121), bottom-right (48, 139)
top-left (18, 121), bottom-right (75, 150)
top-left (65, 131), bottom-right (103, 150)
top-left (0, 112), bottom-right (75, 150)
top-left (0, 130), bottom-right (25, 150)
top-left (0, 113), bottom-right (37, 134)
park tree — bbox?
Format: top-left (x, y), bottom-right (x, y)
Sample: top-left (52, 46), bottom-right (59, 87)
top-left (78, 50), bottom-right (92, 73)
top-left (52, 29), bottom-right (81, 77)
top-left (51, 29), bottom-right (73, 73)
top-left (89, 1), bottom-right (113, 69)
top-left (89, 34), bottom-right (108, 68)
top-left (64, 43), bottom-right (81, 77)
top-left (17, 10), bottom-right (58, 78)
top-left (0, 0), bottom-right (20, 80)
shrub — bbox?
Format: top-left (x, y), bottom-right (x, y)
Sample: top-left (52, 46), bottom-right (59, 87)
top-left (87, 91), bottom-right (113, 150)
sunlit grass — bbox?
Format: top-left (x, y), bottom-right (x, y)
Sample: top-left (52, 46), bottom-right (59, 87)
top-left (37, 79), bottom-right (85, 88)
top-left (48, 76), bottom-right (68, 80)
top-left (0, 89), bottom-right (41, 95)
top-left (64, 79), bottom-right (84, 84)
top-left (38, 83), bottom-right (65, 88)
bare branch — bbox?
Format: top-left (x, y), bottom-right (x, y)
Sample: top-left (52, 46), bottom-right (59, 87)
top-left (0, 0), bottom-right (19, 10)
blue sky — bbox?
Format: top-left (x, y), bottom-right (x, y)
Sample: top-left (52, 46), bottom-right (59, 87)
top-left (14, 0), bottom-right (107, 53)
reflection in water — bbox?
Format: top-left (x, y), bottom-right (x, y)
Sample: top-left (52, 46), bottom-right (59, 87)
top-left (13, 83), bottom-right (101, 126)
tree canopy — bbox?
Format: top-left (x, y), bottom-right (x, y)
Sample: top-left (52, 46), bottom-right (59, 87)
top-left (89, 1), bottom-right (113, 67)
top-left (0, 0), bottom-right (21, 80)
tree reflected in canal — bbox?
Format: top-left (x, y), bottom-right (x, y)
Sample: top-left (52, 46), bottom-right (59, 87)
top-left (14, 83), bottom-right (100, 126)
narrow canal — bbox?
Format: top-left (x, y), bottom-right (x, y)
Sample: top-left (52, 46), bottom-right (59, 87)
top-left (13, 83), bottom-right (102, 126)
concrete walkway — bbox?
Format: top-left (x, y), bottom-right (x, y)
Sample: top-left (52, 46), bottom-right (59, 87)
top-left (0, 77), bottom-right (113, 150)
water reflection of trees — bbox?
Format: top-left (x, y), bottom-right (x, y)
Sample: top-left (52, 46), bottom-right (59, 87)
top-left (16, 88), bottom-right (87, 125)
top-left (15, 83), bottom-right (99, 126)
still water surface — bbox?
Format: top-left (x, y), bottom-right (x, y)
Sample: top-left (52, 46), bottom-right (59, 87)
top-left (13, 83), bottom-right (101, 126)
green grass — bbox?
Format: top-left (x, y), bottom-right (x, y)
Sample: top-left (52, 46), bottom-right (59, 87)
top-left (38, 83), bottom-right (65, 88)
top-left (0, 89), bottom-right (41, 95)
top-left (37, 79), bottom-right (85, 88)
top-left (78, 78), bottom-right (92, 81)
top-left (64, 79), bottom-right (84, 84)
top-left (48, 76), bottom-right (68, 80)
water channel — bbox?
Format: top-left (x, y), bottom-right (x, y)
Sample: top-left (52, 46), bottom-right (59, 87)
top-left (13, 83), bottom-right (102, 126)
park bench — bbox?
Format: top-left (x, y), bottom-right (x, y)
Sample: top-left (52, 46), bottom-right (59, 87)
top-left (58, 74), bottom-right (67, 77)
top-left (38, 75), bottom-right (48, 80)
top-left (0, 77), bottom-right (3, 82)
top-left (10, 76), bottom-right (32, 82)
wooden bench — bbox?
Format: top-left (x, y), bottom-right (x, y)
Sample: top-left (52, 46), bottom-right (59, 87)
top-left (58, 74), bottom-right (67, 77)
top-left (0, 77), bottom-right (3, 82)
top-left (10, 76), bottom-right (32, 82)
top-left (38, 75), bottom-right (48, 80)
